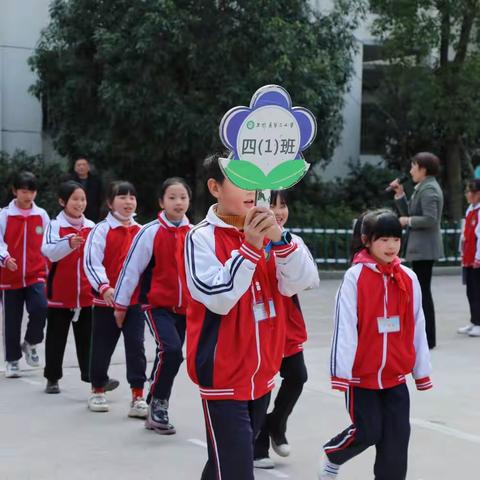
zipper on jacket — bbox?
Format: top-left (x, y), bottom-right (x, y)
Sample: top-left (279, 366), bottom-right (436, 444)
top-left (178, 276), bottom-right (182, 308)
top-left (76, 258), bottom-right (81, 309)
top-left (22, 221), bottom-right (27, 287)
top-left (377, 274), bottom-right (389, 389)
top-left (250, 285), bottom-right (262, 400)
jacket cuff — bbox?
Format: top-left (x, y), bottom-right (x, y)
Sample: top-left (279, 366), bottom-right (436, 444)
top-left (0, 254), bottom-right (11, 268)
top-left (415, 377), bottom-right (433, 391)
top-left (99, 284), bottom-right (112, 295)
top-left (331, 376), bottom-right (350, 392)
top-left (239, 242), bottom-right (263, 264)
top-left (271, 241), bottom-right (298, 259)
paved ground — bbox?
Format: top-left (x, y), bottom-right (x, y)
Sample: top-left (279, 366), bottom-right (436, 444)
top-left (0, 274), bottom-right (479, 480)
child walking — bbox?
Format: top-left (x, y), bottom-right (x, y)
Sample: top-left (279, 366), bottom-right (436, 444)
top-left (0, 172), bottom-right (49, 378)
top-left (184, 154), bottom-right (319, 480)
top-left (319, 209), bottom-right (432, 480)
top-left (457, 179), bottom-right (480, 337)
top-left (254, 190), bottom-right (319, 469)
top-left (41, 181), bottom-right (95, 393)
top-left (114, 177), bottom-right (192, 434)
top-left (84, 181), bottom-right (147, 416)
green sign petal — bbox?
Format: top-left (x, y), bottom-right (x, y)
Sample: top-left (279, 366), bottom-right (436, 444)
top-left (224, 160), bottom-right (268, 190)
top-left (265, 159), bottom-right (308, 189)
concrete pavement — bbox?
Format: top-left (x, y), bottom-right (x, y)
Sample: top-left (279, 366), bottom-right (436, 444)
top-left (0, 274), bottom-right (479, 479)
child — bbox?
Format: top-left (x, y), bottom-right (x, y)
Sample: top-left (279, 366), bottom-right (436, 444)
top-left (254, 190), bottom-right (319, 469)
top-left (84, 181), bottom-right (147, 416)
top-left (457, 179), bottom-right (480, 337)
top-left (319, 209), bottom-right (432, 480)
top-left (41, 181), bottom-right (95, 393)
top-left (0, 171), bottom-right (49, 378)
top-left (184, 154), bottom-right (319, 480)
top-left (114, 177), bottom-right (192, 434)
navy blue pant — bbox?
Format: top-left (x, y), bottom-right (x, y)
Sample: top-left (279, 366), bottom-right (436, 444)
top-left (201, 393), bottom-right (271, 480)
top-left (90, 305), bottom-right (146, 389)
top-left (464, 267), bottom-right (480, 326)
top-left (324, 384), bottom-right (410, 480)
top-left (254, 351), bottom-right (308, 458)
top-left (44, 307), bottom-right (92, 382)
top-left (144, 308), bottom-right (185, 403)
top-left (2, 283), bottom-right (47, 362)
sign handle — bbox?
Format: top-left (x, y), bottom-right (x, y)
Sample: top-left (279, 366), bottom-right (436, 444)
top-left (255, 189), bottom-right (271, 208)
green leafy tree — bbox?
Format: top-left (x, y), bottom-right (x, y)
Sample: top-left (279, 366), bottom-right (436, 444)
top-left (29, 0), bottom-right (364, 219)
top-left (369, 0), bottom-right (480, 220)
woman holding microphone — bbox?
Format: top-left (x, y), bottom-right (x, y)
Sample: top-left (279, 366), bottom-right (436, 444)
top-left (389, 152), bottom-right (444, 349)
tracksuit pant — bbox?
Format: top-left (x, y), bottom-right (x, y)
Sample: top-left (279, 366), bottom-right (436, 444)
top-left (2, 282), bottom-right (47, 362)
top-left (254, 351), bottom-right (308, 458)
top-left (201, 393), bottom-right (271, 480)
top-left (144, 307), bottom-right (185, 403)
top-left (90, 305), bottom-right (146, 389)
top-left (412, 260), bottom-right (436, 348)
top-left (464, 267), bottom-right (480, 326)
top-left (324, 383), bottom-right (410, 480)
top-left (44, 307), bottom-right (92, 382)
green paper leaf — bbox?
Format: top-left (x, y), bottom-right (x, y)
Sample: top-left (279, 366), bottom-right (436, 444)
top-left (224, 160), bottom-right (268, 190)
top-left (266, 160), bottom-right (308, 189)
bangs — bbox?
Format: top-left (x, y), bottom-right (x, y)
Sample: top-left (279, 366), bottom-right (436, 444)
top-left (270, 190), bottom-right (288, 206)
top-left (370, 213), bottom-right (402, 240)
top-left (114, 181), bottom-right (137, 197)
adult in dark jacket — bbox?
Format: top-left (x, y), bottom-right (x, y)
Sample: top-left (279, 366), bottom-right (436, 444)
top-left (70, 158), bottom-right (103, 223)
top-left (389, 152), bottom-right (444, 349)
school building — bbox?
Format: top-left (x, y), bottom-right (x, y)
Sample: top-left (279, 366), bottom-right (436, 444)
top-left (0, 0), bottom-right (383, 178)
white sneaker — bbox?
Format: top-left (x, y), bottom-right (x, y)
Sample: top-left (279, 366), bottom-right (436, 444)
top-left (318, 457), bottom-right (339, 479)
top-left (128, 397), bottom-right (148, 418)
top-left (271, 439), bottom-right (291, 457)
top-left (21, 341), bottom-right (40, 367)
top-left (254, 457), bottom-right (275, 469)
top-left (88, 393), bottom-right (109, 412)
top-left (457, 323), bottom-right (474, 334)
top-left (5, 361), bottom-right (21, 378)
top-left (468, 325), bottom-right (480, 337)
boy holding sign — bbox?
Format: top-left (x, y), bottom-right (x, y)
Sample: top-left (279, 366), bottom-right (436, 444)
top-left (184, 154), bottom-right (319, 479)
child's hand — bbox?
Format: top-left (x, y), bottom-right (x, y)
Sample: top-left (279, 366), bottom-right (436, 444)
top-left (69, 235), bottom-right (85, 249)
top-left (6, 257), bottom-right (18, 272)
top-left (114, 309), bottom-right (127, 328)
top-left (244, 207), bottom-right (277, 250)
top-left (102, 287), bottom-right (115, 307)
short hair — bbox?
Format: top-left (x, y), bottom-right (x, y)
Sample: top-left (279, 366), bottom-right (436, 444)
top-left (107, 181), bottom-right (137, 204)
top-left (412, 152), bottom-right (440, 176)
top-left (13, 171), bottom-right (38, 191)
top-left (270, 190), bottom-right (288, 206)
top-left (58, 180), bottom-right (85, 204)
top-left (74, 157), bottom-right (89, 164)
top-left (203, 153), bottom-right (226, 184)
top-left (467, 179), bottom-right (480, 193)
top-left (158, 177), bottom-right (192, 200)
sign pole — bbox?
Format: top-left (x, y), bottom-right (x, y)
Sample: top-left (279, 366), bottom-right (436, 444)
top-left (255, 189), bottom-right (271, 209)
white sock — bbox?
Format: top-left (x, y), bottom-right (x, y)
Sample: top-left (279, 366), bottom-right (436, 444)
top-left (322, 461), bottom-right (340, 477)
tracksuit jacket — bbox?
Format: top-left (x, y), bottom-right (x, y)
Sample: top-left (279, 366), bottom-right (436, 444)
top-left (184, 205), bottom-right (320, 402)
top-left (114, 211), bottom-right (191, 312)
top-left (330, 250), bottom-right (432, 393)
top-left (0, 200), bottom-right (49, 290)
top-left (83, 212), bottom-right (141, 306)
top-left (41, 211), bottom-right (95, 308)
top-left (461, 204), bottom-right (480, 266)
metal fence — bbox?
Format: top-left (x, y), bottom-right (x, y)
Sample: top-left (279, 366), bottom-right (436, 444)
top-left (290, 224), bottom-right (462, 268)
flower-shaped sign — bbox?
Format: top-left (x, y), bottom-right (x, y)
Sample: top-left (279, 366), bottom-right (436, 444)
top-left (219, 85), bottom-right (317, 191)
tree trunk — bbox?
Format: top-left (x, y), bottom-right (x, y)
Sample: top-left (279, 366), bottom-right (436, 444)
top-left (444, 137), bottom-right (463, 222)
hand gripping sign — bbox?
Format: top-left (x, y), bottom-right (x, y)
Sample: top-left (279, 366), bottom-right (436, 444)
top-left (219, 85), bottom-right (317, 206)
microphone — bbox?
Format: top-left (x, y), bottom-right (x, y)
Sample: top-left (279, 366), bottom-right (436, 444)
top-left (385, 174), bottom-right (409, 193)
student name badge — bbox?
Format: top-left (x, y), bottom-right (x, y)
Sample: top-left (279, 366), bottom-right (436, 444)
top-left (377, 316), bottom-right (401, 334)
top-left (253, 300), bottom-right (276, 322)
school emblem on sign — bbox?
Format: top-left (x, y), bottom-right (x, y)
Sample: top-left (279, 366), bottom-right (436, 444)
top-left (219, 85), bottom-right (317, 191)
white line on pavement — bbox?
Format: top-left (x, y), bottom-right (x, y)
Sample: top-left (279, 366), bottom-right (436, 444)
top-left (19, 377), bottom-right (42, 386)
top-left (411, 418), bottom-right (480, 444)
top-left (263, 469), bottom-right (290, 478)
top-left (188, 438), bottom-right (207, 449)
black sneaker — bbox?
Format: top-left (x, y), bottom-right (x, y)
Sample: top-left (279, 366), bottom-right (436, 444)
top-left (104, 378), bottom-right (120, 392)
top-left (45, 380), bottom-right (60, 394)
top-left (267, 416), bottom-right (290, 457)
top-left (145, 398), bottom-right (176, 435)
